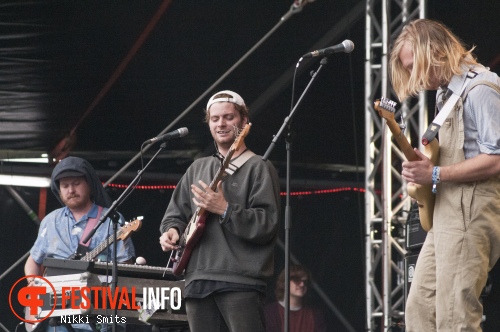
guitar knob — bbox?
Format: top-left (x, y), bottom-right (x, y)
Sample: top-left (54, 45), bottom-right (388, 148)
top-left (135, 256), bottom-right (147, 265)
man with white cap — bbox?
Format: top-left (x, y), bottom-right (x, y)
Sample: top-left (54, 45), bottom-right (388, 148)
top-left (159, 90), bottom-right (281, 332)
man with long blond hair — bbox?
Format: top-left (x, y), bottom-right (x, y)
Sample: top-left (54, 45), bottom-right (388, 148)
top-left (389, 19), bottom-right (500, 331)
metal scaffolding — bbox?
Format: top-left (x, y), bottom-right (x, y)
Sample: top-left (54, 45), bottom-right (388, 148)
top-left (364, 0), bottom-right (427, 331)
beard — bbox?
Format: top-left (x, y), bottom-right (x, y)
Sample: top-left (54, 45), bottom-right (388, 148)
top-left (60, 193), bottom-right (91, 210)
top-left (212, 125), bottom-right (241, 148)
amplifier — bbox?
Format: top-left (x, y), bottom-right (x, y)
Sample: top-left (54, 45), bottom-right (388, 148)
top-left (403, 250), bottom-right (493, 307)
top-left (406, 201), bottom-right (427, 250)
top-left (404, 250), bottom-right (420, 306)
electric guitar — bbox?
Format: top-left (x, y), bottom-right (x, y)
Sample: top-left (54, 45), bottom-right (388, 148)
top-left (374, 97), bottom-right (439, 231)
top-left (170, 124), bottom-right (251, 276)
top-left (24, 218), bottom-right (142, 331)
top-left (76, 218), bottom-right (142, 262)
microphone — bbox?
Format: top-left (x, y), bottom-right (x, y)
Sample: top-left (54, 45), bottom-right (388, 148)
top-left (302, 40), bottom-right (355, 58)
top-left (292, 0), bottom-right (316, 9)
top-left (144, 127), bottom-right (189, 144)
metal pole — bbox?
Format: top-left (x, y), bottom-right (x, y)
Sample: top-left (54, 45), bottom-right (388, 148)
top-left (104, 2), bottom-right (307, 187)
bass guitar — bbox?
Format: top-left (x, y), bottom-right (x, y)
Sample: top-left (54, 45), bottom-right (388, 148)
top-left (76, 218), bottom-right (142, 262)
top-left (24, 218), bottom-right (142, 331)
top-left (170, 124), bottom-right (251, 276)
top-left (374, 97), bottom-right (439, 231)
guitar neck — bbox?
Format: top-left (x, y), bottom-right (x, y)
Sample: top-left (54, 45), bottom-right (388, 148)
top-left (209, 149), bottom-right (237, 190)
top-left (385, 119), bottom-right (419, 162)
top-left (187, 149), bottom-right (237, 224)
top-left (209, 167), bottom-right (227, 191)
top-left (81, 228), bottom-right (124, 262)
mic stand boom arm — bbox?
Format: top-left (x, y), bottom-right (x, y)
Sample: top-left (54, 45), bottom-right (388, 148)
top-left (262, 57), bottom-right (327, 160)
top-left (262, 56), bottom-right (328, 332)
top-left (80, 142), bottom-right (168, 332)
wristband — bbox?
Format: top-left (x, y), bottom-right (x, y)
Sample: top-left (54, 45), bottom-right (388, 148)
top-left (432, 166), bottom-right (440, 194)
top-left (220, 203), bottom-right (229, 219)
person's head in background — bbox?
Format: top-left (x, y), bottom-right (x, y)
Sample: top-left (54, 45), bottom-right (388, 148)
top-left (275, 265), bottom-right (312, 306)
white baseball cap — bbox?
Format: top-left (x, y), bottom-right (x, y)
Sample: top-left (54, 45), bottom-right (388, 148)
top-left (206, 90), bottom-right (246, 110)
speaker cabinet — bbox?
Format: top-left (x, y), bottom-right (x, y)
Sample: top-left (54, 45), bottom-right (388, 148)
top-left (406, 202), bottom-right (427, 250)
top-left (404, 250), bottom-right (420, 305)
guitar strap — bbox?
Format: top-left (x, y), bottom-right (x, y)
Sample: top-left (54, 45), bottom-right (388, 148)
top-left (76, 205), bottom-right (103, 256)
top-left (422, 66), bottom-right (487, 145)
top-left (223, 149), bottom-right (255, 177)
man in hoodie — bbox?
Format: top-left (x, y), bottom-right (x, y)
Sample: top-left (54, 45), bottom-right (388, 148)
top-left (25, 156), bottom-right (135, 332)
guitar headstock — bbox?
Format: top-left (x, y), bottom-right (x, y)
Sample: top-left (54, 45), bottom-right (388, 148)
top-left (374, 97), bottom-right (397, 122)
top-left (230, 123), bottom-right (252, 152)
top-left (118, 219), bottom-right (142, 241)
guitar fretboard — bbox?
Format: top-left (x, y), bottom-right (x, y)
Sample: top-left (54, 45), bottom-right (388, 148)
top-left (81, 227), bottom-right (126, 261)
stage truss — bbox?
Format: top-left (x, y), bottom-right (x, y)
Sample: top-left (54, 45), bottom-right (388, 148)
top-left (364, 0), bottom-right (427, 330)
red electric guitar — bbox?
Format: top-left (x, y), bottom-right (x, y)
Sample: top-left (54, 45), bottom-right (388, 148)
top-left (170, 124), bottom-right (251, 276)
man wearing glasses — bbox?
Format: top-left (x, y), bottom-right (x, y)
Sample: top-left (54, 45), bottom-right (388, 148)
top-left (264, 265), bottom-right (327, 332)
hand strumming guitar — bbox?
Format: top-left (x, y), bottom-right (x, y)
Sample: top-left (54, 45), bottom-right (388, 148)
top-left (160, 228), bottom-right (180, 252)
top-left (402, 148), bottom-right (435, 185)
top-left (191, 180), bottom-right (228, 216)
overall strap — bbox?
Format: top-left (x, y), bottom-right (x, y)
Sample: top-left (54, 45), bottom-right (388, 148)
top-left (421, 69), bottom-right (483, 145)
top-left (462, 80), bottom-right (500, 101)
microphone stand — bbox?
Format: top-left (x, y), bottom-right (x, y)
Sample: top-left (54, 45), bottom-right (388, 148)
top-left (81, 142), bottom-right (169, 332)
top-left (262, 56), bottom-right (329, 332)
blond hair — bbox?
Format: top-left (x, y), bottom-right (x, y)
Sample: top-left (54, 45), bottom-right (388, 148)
top-left (389, 19), bottom-right (478, 101)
